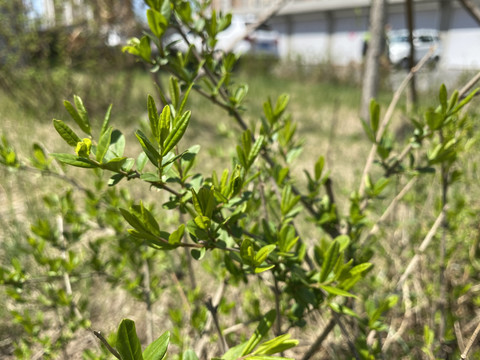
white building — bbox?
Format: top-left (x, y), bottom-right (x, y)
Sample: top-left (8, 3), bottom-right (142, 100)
top-left (215, 0), bottom-right (480, 70)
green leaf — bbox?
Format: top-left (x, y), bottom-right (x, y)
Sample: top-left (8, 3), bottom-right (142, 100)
top-left (439, 84), bottom-right (447, 112)
top-left (53, 119), bottom-right (81, 147)
top-left (320, 240), bottom-right (340, 283)
top-left (349, 263), bottom-right (373, 276)
top-left (369, 99), bottom-right (380, 135)
top-left (73, 95), bottom-right (91, 135)
top-left (455, 88), bottom-right (479, 113)
top-left (169, 77), bottom-right (180, 110)
top-left (159, 105), bottom-right (171, 145)
top-left (314, 156), bottom-right (324, 181)
top-left (100, 104), bottom-right (113, 137)
top-left (182, 349), bottom-right (199, 360)
top-left (360, 118), bottom-right (375, 143)
top-left (147, 9), bottom-right (168, 38)
top-left (247, 135), bottom-right (264, 168)
top-left (96, 126), bottom-right (113, 162)
top-left (168, 224), bottom-right (185, 244)
top-left (162, 111), bottom-right (191, 155)
top-left (136, 130), bottom-right (161, 167)
top-left (143, 331), bottom-right (169, 360)
top-left (320, 284), bottom-right (358, 299)
top-left (241, 310), bottom-right (276, 356)
top-left (252, 334), bottom-right (298, 356)
top-left (424, 109), bottom-right (444, 130)
top-left (51, 153), bottom-right (97, 168)
top-left (101, 157), bottom-right (127, 172)
top-left (148, 95), bottom-right (160, 142)
top-left (254, 265), bottom-right (275, 273)
top-left (255, 244), bottom-right (276, 265)
top-left (137, 152), bottom-right (148, 172)
top-left (274, 94), bottom-right (289, 117)
top-left (116, 319), bottom-right (144, 360)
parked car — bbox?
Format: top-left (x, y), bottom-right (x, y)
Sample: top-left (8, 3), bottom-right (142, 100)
top-left (167, 15), bottom-right (279, 57)
top-left (387, 29), bottom-right (442, 68)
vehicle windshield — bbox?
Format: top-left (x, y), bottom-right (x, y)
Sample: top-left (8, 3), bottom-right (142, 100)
top-left (389, 35), bottom-right (409, 43)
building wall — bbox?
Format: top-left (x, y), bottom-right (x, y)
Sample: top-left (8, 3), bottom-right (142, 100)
top-left (251, 0), bottom-right (480, 69)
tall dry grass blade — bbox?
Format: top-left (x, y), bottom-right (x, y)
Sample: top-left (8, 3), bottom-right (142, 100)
top-left (396, 206), bottom-right (446, 288)
top-left (461, 320), bottom-right (480, 359)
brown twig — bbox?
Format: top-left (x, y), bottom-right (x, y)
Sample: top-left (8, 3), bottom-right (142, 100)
top-left (301, 318), bottom-right (336, 360)
top-left (93, 330), bottom-right (121, 359)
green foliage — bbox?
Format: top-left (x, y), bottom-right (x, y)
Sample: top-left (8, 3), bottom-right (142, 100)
top-left (1, 1), bottom-right (480, 359)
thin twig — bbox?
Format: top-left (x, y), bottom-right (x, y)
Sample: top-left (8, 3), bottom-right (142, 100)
top-left (362, 176), bottom-right (417, 244)
top-left (206, 298), bottom-right (229, 353)
top-left (301, 318), bottom-right (336, 360)
top-left (195, 280), bottom-right (228, 358)
top-left (396, 206), bottom-right (447, 288)
top-left (459, 71), bottom-right (480, 98)
top-left (143, 259), bottom-right (154, 344)
top-left (93, 330), bottom-right (121, 359)
top-left (330, 310), bottom-right (360, 360)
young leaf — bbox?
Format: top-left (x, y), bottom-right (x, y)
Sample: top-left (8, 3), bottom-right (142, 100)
top-left (241, 310), bottom-right (277, 356)
top-left (247, 135), bottom-right (264, 168)
top-left (319, 285), bottom-right (358, 299)
top-left (53, 119), bottom-right (82, 147)
top-left (100, 104), bottom-right (113, 137)
top-left (136, 130), bottom-right (161, 167)
top-left (148, 95), bottom-right (160, 142)
top-left (73, 95), bottom-right (91, 135)
top-left (147, 9), bottom-right (168, 38)
top-left (369, 99), bottom-right (380, 135)
top-left (274, 94), bottom-right (289, 117)
top-left (320, 240), bottom-right (340, 283)
top-left (116, 319), bottom-right (144, 360)
top-left (314, 156), bottom-right (324, 181)
top-left (178, 83), bottom-right (193, 115)
top-left (168, 224), bottom-right (185, 245)
top-left (51, 153), bottom-right (97, 168)
top-left (143, 331), bottom-right (170, 360)
top-left (96, 126), bottom-right (113, 162)
top-left (162, 111), bottom-right (191, 155)
top-left (255, 244), bottom-right (276, 266)
top-left (169, 77), bottom-right (180, 110)
top-left (252, 334), bottom-right (298, 356)
top-left (360, 118), bottom-right (376, 143)
top-left (159, 105), bottom-right (171, 145)
top-left (439, 84), bottom-right (447, 113)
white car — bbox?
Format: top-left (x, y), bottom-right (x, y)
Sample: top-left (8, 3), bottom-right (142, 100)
top-left (388, 29), bottom-right (441, 68)
top-left (167, 15), bottom-right (279, 57)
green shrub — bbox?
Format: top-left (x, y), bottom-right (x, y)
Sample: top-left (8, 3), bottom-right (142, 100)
top-left (1, 1), bottom-right (480, 359)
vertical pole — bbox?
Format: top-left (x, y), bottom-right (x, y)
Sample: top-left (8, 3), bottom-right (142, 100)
top-left (405, 0), bottom-right (417, 110)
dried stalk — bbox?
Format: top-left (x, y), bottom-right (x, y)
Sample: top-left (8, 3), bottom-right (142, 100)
top-left (461, 321), bottom-right (480, 359)
top-left (396, 206), bottom-right (447, 288)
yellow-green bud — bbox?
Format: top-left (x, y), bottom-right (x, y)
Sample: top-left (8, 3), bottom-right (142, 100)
top-left (75, 138), bottom-right (92, 157)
